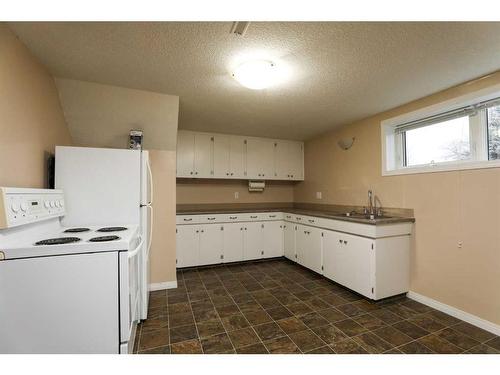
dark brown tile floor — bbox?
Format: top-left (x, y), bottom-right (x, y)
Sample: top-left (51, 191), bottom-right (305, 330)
top-left (134, 258), bottom-right (500, 354)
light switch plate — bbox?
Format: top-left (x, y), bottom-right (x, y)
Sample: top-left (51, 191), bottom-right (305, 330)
top-left (234, 191), bottom-right (239, 199)
top-left (316, 191), bottom-right (322, 199)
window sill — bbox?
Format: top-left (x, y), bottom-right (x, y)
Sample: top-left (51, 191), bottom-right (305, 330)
top-left (382, 159), bottom-right (500, 176)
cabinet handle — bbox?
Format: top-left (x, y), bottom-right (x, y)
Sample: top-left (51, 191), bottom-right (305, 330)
top-left (245, 228), bottom-right (247, 231)
top-left (183, 218), bottom-right (192, 221)
top-left (230, 216), bottom-right (238, 219)
top-left (201, 230), bottom-right (204, 233)
top-left (190, 171), bottom-right (193, 175)
top-left (196, 230), bottom-right (199, 233)
top-left (339, 239), bottom-right (342, 244)
top-left (297, 217), bottom-right (302, 221)
top-left (207, 217), bottom-right (216, 221)
top-left (226, 173), bottom-right (229, 176)
top-left (250, 216), bottom-right (257, 219)
top-left (269, 215), bottom-right (276, 218)
top-left (343, 240), bottom-right (348, 245)
top-left (308, 219), bottom-right (315, 223)
top-left (240, 227), bottom-right (243, 231)
top-left (195, 172), bottom-right (198, 175)
top-left (231, 172), bottom-right (234, 176)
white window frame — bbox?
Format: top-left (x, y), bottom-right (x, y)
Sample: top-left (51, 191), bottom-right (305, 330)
top-left (381, 83), bottom-right (500, 176)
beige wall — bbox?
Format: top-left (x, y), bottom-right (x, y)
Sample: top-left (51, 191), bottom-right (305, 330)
top-left (177, 179), bottom-right (295, 205)
top-left (55, 78), bottom-right (179, 151)
top-left (150, 150), bottom-right (177, 284)
top-left (295, 71), bottom-right (500, 325)
top-left (0, 24), bottom-right (72, 187)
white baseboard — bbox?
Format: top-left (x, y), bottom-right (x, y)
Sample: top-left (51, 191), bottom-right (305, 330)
top-left (149, 280), bottom-right (178, 291)
top-left (407, 291), bottom-right (500, 336)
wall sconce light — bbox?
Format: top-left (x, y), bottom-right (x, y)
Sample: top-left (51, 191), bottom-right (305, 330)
top-left (337, 137), bottom-right (355, 150)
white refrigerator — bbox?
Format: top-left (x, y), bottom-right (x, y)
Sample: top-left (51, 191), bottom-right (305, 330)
top-left (55, 146), bottom-right (153, 321)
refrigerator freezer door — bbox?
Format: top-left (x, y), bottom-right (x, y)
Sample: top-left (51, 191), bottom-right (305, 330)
top-left (55, 146), bottom-right (141, 226)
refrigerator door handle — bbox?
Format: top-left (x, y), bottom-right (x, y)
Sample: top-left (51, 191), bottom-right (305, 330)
top-left (146, 158), bottom-right (153, 205)
top-left (147, 205), bottom-right (153, 255)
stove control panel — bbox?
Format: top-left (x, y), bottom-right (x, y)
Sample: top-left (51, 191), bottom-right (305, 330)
top-left (0, 187), bottom-right (65, 229)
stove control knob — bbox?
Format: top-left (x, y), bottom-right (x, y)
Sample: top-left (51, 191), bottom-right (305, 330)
top-left (11, 202), bottom-right (20, 213)
top-left (44, 201), bottom-right (50, 209)
top-left (55, 201), bottom-right (60, 208)
top-left (50, 201), bottom-right (55, 208)
top-left (20, 202), bottom-right (28, 212)
top-left (59, 200), bottom-right (64, 207)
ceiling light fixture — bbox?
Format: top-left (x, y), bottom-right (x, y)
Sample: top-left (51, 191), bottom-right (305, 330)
top-left (232, 59), bottom-right (284, 90)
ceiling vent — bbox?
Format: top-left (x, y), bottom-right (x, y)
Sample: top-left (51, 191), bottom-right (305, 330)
top-left (230, 22), bottom-right (250, 36)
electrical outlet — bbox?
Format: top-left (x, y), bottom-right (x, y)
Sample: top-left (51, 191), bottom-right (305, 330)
top-left (234, 191), bottom-right (239, 199)
top-left (457, 241), bottom-right (463, 249)
top-left (316, 191), bottom-right (322, 199)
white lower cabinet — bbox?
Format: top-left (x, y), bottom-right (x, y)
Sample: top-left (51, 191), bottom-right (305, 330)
top-left (176, 225), bottom-right (200, 268)
top-left (296, 224), bottom-right (323, 274)
top-left (283, 222), bottom-right (296, 261)
top-left (199, 225), bottom-right (223, 265)
top-left (323, 231), bottom-right (373, 298)
top-left (243, 222), bottom-right (263, 260)
top-left (222, 223), bottom-right (244, 263)
top-left (262, 221), bottom-right (284, 258)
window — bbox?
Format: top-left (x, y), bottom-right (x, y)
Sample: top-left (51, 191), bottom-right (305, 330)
top-left (381, 87), bottom-right (500, 175)
top-left (487, 105), bottom-right (500, 160)
top-left (404, 116), bottom-right (471, 167)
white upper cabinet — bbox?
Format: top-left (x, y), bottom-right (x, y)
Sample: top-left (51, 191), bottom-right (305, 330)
top-left (176, 131), bottom-right (195, 177)
top-left (229, 136), bottom-right (247, 178)
top-left (288, 141), bottom-right (304, 180)
top-left (193, 133), bottom-right (213, 178)
top-left (176, 130), bottom-right (303, 181)
top-left (246, 138), bottom-right (275, 179)
top-left (274, 140), bottom-right (304, 180)
top-left (213, 134), bottom-right (230, 178)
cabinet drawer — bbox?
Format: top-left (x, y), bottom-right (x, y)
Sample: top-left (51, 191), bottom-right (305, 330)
top-left (176, 215), bottom-right (201, 224)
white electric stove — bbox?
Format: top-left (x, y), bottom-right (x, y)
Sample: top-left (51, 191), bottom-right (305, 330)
top-left (0, 187), bottom-right (142, 354)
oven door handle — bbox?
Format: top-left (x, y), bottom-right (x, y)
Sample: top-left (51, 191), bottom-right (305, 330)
top-left (128, 236), bottom-right (144, 259)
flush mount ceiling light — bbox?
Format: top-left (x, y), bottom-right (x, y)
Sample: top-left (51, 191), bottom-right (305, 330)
top-left (232, 60), bottom-right (284, 90)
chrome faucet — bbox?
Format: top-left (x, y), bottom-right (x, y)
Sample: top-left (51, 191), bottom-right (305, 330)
top-left (368, 190), bottom-right (374, 216)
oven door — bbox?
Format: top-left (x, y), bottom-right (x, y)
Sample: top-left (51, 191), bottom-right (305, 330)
top-left (119, 236), bottom-right (143, 352)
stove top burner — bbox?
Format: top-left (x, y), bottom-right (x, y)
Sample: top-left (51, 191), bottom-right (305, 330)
top-left (64, 228), bottom-right (91, 233)
top-left (96, 227), bottom-right (128, 232)
top-left (35, 237), bottom-right (81, 246)
top-left (89, 235), bottom-right (121, 242)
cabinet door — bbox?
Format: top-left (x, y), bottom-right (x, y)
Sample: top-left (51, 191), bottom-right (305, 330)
top-left (199, 224), bottom-right (223, 266)
top-left (330, 232), bottom-right (373, 297)
top-left (243, 222), bottom-right (263, 260)
top-left (176, 225), bottom-right (199, 268)
top-left (303, 226), bottom-right (323, 274)
top-left (262, 221), bottom-right (284, 258)
top-left (295, 224), bottom-right (308, 267)
top-left (213, 135), bottom-right (230, 178)
top-left (322, 230), bottom-right (341, 281)
top-left (176, 131), bottom-right (195, 177)
top-left (222, 223), bottom-right (244, 263)
top-left (283, 222), bottom-right (296, 261)
top-left (289, 141), bottom-right (304, 180)
top-left (193, 133), bottom-right (213, 178)
top-left (246, 138), bottom-right (274, 179)
top-left (274, 141), bottom-right (290, 180)
top-left (229, 136), bottom-right (247, 178)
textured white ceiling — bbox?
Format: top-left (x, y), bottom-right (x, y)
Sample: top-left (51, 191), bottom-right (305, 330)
top-left (8, 22), bottom-right (500, 140)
